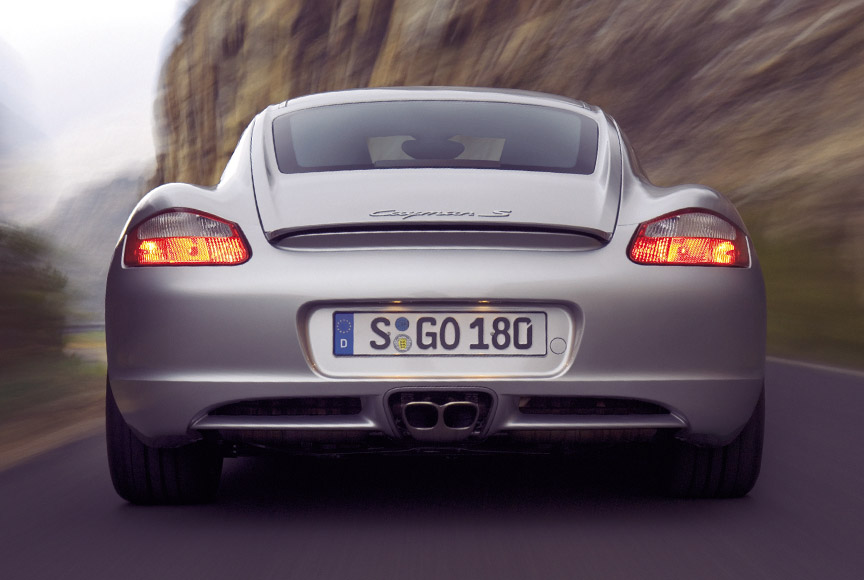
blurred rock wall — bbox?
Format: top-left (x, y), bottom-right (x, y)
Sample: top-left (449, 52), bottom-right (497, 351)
top-left (153, 0), bottom-right (864, 290)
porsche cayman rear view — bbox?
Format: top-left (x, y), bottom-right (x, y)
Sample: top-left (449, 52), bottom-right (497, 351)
top-left (106, 88), bottom-right (766, 504)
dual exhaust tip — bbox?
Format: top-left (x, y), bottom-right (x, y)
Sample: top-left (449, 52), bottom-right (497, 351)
top-left (401, 401), bottom-right (480, 442)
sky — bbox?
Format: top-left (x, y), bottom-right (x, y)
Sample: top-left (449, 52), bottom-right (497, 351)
top-left (0, 0), bottom-right (186, 223)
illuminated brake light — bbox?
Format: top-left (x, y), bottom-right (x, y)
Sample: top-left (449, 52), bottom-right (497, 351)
top-left (124, 210), bottom-right (250, 266)
top-left (628, 210), bottom-right (749, 267)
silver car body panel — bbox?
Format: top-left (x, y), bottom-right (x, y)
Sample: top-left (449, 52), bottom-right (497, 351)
top-left (106, 88), bottom-right (765, 450)
top-left (254, 90), bottom-right (619, 241)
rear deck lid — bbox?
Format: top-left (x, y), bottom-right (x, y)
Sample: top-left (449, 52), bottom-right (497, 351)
top-left (253, 99), bottom-right (621, 241)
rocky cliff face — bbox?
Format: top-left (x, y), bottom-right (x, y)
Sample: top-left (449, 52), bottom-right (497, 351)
top-left (152, 0), bottom-right (863, 361)
top-left (154, 0), bottom-right (864, 224)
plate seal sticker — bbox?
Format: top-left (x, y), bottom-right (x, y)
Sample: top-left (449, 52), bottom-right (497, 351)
top-left (333, 312), bottom-right (354, 355)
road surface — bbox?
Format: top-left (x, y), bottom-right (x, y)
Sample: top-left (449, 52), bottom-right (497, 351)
top-left (1, 360), bottom-right (862, 579)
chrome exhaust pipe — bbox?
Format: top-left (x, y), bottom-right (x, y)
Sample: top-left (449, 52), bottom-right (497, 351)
top-left (442, 401), bottom-right (479, 429)
top-left (403, 401), bottom-right (439, 429)
top-left (401, 401), bottom-right (480, 442)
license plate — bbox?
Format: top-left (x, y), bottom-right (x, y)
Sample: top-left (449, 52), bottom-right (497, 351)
top-left (333, 311), bottom-right (547, 356)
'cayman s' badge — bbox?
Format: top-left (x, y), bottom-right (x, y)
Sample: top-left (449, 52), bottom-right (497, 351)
top-left (369, 210), bottom-right (512, 220)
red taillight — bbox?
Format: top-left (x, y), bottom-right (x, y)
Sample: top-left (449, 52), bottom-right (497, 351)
top-left (628, 210), bottom-right (749, 267)
top-left (124, 210), bottom-right (250, 266)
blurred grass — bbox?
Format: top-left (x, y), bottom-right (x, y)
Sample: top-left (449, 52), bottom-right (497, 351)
top-left (63, 330), bottom-right (107, 363)
top-left (67, 330), bottom-right (106, 350)
top-left (747, 217), bottom-right (864, 370)
top-left (0, 351), bottom-right (104, 425)
top-left (0, 225), bottom-right (67, 362)
top-left (0, 334), bottom-right (105, 470)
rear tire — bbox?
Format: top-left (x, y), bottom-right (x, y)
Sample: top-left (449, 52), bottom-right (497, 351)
top-left (663, 388), bottom-right (764, 498)
top-left (106, 380), bottom-right (222, 504)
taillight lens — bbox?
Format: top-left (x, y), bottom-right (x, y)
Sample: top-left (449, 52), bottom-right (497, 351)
top-left (628, 210), bottom-right (749, 267)
top-left (124, 210), bottom-right (250, 266)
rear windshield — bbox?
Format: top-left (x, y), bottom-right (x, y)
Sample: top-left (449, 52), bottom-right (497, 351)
top-left (272, 101), bottom-right (598, 174)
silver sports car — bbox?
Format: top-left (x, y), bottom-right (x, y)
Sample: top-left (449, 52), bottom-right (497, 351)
top-left (106, 87), bottom-right (765, 503)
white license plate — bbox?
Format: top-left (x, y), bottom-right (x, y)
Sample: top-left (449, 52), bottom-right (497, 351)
top-left (333, 311), bottom-right (547, 356)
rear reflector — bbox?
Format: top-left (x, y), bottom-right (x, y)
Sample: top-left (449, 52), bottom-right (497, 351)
top-left (124, 210), bottom-right (250, 266)
top-left (628, 210), bottom-right (749, 267)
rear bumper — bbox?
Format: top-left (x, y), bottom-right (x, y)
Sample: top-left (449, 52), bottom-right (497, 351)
top-left (107, 224), bottom-right (765, 449)
top-left (110, 374), bottom-right (762, 448)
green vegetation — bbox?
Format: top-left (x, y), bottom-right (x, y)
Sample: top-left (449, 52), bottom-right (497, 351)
top-left (0, 225), bottom-right (105, 466)
top-left (0, 350), bottom-right (104, 427)
top-left (0, 225), bottom-right (67, 362)
top-left (0, 330), bottom-right (105, 468)
top-left (747, 218), bottom-right (864, 369)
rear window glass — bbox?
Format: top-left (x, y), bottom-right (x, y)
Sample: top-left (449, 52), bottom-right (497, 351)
top-left (272, 101), bottom-right (598, 175)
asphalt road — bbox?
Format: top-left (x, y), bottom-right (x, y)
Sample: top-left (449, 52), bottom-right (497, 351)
top-left (1, 360), bottom-right (863, 580)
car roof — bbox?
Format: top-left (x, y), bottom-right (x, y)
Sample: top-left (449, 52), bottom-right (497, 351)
top-left (267, 87), bottom-right (601, 118)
